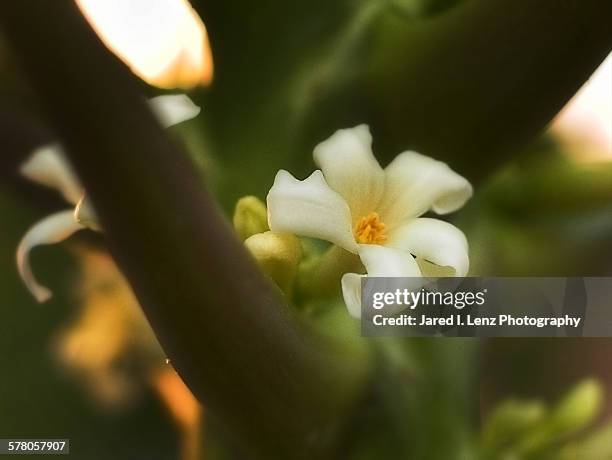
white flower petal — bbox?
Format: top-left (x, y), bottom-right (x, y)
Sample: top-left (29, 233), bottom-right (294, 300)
top-left (16, 211), bottom-right (85, 303)
top-left (358, 244), bottom-right (423, 278)
top-left (76, 0), bottom-right (213, 89)
top-left (267, 170), bottom-right (358, 252)
top-left (341, 273), bottom-right (364, 318)
top-left (380, 151), bottom-right (472, 226)
top-left (342, 244), bottom-right (422, 318)
top-left (148, 94), bottom-right (201, 128)
top-left (313, 125), bottom-right (385, 221)
top-left (416, 259), bottom-right (457, 278)
top-left (74, 195), bottom-right (102, 231)
top-left (387, 218), bottom-right (469, 277)
top-left (20, 145), bottom-right (83, 205)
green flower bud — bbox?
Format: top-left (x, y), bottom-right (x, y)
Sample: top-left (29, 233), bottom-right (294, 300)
top-left (481, 399), bottom-right (546, 451)
top-left (244, 231), bottom-right (302, 294)
top-left (517, 379), bottom-right (604, 455)
top-left (233, 196), bottom-right (269, 241)
top-left (550, 379), bottom-right (603, 435)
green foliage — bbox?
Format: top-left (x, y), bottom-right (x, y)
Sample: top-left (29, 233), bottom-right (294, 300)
top-left (481, 399), bottom-right (546, 454)
top-left (557, 423), bottom-right (612, 460)
top-left (457, 140), bottom-right (612, 276)
top-left (390, 0), bottom-right (466, 18)
top-left (479, 379), bottom-right (608, 460)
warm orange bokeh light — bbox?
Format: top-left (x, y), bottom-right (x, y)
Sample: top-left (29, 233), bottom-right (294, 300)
top-left (55, 247), bottom-right (164, 407)
top-left (552, 54), bottom-right (612, 162)
top-left (56, 246), bottom-right (203, 459)
top-left (76, 0), bottom-right (213, 89)
top-left (153, 368), bottom-right (202, 430)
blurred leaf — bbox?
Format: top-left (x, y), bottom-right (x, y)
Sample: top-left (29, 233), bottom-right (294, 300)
top-left (399, 338), bottom-right (479, 459)
top-left (185, 0), bottom-right (611, 212)
top-left (481, 399), bottom-right (546, 454)
top-left (458, 141), bottom-right (612, 276)
top-left (516, 379), bottom-right (603, 457)
top-left (190, 0), bottom-right (388, 208)
top-left (557, 423), bottom-right (612, 460)
top-left (390, 0), bottom-right (466, 18)
top-left (368, 0), bottom-right (612, 181)
top-left (353, 338), bottom-right (479, 460)
top-left (549, 379), bottom-right (603, 437)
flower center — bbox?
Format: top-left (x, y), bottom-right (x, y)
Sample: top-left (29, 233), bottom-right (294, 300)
top-left (354, 212), bottom-right (387, 244)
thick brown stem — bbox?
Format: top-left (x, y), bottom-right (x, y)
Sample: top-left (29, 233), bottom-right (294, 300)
top-left (0, 2), bottom-right (368, 457)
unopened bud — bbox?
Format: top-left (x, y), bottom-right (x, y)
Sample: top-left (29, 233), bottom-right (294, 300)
top-left (551, 379), bottom-right (603, 435)
top-left (233, 196), bottom-right (269, 241)
top-left (517, 379), bottom-right (603, 455)
top-left (244, 231), bottom-right (302, 294)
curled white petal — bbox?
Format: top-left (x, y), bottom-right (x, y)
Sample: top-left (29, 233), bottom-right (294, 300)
top-left (76, 0), bottom-right (213, 89)
top-left (75, 195), bottom-right (102, 231)
top-left (20, 145), bottom-right (83, 205)
top-left (313, 125), bottom-right (385, 221)
top-left (341, 273), bottom-right (365, 318)
top-left (387, 218), bottom-right (469, 277)
top-left (17, 211), bottom-right (85, 303)
top-left (148, 94), bottom-right (201, 128)
top-left (20, 97), bottom-right (198, 208)
top-left (267, 170), bottom-right (358, 252)
top-left (342, 244), bottom-right (422, 318)
top-left (380, 151), bottom-right (472, 226)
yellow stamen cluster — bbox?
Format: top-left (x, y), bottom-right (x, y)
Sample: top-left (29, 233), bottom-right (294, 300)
top-left (354, 212), bottom-right (387, 244)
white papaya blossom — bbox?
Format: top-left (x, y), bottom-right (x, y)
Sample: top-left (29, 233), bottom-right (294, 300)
top-left (76, 0), bottom-right (214, 89)
top-left (17, 95), bottom-right (201, 303)
top-left (267, 125), bottom-right (472, 318)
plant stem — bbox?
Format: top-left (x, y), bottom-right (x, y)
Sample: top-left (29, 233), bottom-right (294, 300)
top-left (0, 2), bottom-right (369, 457)
top-left (369, 0), bottom-right (612, 181)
